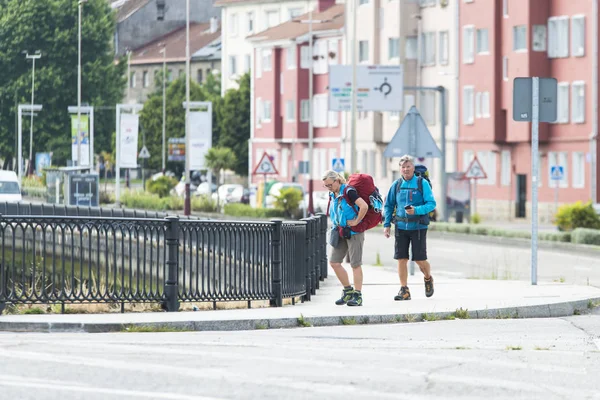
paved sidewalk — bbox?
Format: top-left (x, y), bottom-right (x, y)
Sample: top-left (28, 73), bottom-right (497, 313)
top-left (1, 265), bottom-right (599, 333)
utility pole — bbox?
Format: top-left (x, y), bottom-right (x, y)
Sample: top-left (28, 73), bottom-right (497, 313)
top-left (24, 50), bottom-right (41, 176)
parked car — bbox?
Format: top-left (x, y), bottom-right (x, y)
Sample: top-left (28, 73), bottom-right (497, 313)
top-left (212, 184), bottom-right (244, 204)
top-left (0, 170), bottom-right (22, 202)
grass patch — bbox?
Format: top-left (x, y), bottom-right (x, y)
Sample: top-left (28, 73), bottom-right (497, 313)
top-left (455, 346), bottom-right (470, 350)
top-left (374, 251), bottom-right (383, 266)
top-left (422, 313), bottom-right (441, 321)
top-left (454, 307), bottom-right (470, 319)
top-left (255, 322), bottom-right (268, 330)
top-left (534, 346), bottom-right (550, 350)
top-left (506, 345), bottom-right (522, 351)
top-left (22, 306), bottom-right (45, 314)
top-left (341, 317), bottom-right (357, 325)
top-left (297, 314), bottom-right (312, 327)
top-left (122, 324), bottom-right (192, 333)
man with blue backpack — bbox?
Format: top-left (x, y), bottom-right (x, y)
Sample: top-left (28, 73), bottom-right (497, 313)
top-left (383, 154), bottom-right (436, 301)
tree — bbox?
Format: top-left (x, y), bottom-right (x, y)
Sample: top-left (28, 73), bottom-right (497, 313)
top-left (139, 75), bottom-right (221, 174)
top-left (0, 0), bottom-right (126, 166)
top-left (218, 73), bottom-right (250, 176)
top-left (204, 146), bottom-right (237, 210)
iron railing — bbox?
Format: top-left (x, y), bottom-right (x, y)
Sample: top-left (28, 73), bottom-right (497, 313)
top-left (0, 211), bottom-right (327, 312)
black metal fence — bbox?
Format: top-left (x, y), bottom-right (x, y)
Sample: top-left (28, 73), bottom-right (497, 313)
top-left (0, 206), bottom-right (328, 312)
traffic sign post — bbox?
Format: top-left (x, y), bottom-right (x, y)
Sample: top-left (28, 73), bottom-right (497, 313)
top-left (550, 165), bottom-right (564, 215)
top-left (252, 152), bottom-right (279, 208)
top-left (513, 77), bottom-right (557, 286)
top-left (463, 156), bottom-right (487, 216)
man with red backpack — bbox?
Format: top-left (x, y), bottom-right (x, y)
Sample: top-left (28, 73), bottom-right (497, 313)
top-left (383, 155), bottom-right (436, 301)
top-left (323, 170), bottom-right (369, 306)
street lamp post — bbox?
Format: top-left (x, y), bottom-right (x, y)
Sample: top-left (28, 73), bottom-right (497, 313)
top-left (184, 0), bottom-right (191, 215)
top-left (77, 0), bottom-right (88, 169)
top-left (350, 0), bottom-right (357, 173)
top-left (159, 46), bottom-right (167, 174)
top-left (24, 50), bottom-right (41, 176)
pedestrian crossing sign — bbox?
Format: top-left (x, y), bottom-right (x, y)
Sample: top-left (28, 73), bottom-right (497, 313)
top-left (332, 158), bottom-right (345, 173)
top-left (550, 165), bottom-right (564, 181)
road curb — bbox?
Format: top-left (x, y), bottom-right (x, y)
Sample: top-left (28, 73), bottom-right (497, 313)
top-left (2, 297), bottom-right (599, 333)
top-left (428, 231), bottom-right (600, 256)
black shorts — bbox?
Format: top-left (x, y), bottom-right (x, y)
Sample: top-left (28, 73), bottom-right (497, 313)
top-left (394, 229), bottom-right (428, 261)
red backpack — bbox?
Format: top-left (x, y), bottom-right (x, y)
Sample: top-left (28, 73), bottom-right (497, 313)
top-left (342, 174), bottom-right (384, 233)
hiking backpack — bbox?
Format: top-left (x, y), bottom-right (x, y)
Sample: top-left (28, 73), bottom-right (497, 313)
top-left (342, 173), bottom-right (384, 233)
top-left (395, 164), bottom-right (437, 223)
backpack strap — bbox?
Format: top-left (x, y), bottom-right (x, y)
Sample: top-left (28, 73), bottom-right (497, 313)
top-left (343, 186), bottom-right (359, 215)
top-left (417, 176), bottom-right (423, 194)
top-left (326, 195), bottom-right (332, 216)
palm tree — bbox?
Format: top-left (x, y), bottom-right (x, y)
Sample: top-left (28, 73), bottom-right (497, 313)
top-left (204, 147), bottom-right (237, 210)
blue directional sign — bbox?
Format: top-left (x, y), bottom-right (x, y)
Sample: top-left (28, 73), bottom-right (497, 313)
top-left (383, 106), bottom-right (441, 158)
top-left (332, 158), bottom-right (345, 173)
top-left (550, 165), bottom-right (564, 181)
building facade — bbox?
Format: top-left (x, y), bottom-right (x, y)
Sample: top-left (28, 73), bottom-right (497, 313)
top-left (459, 0), bottom-right (598, 222)
top-left (125, 21), bottom-right (221, 104)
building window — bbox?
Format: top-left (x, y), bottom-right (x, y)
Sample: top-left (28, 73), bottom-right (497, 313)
top-left (313, 40), bottom-right (328, 74)
top-left (572, 81), bottom-right (585, 123)
top-left (288, 7), bottom-right (302, 19)
top-left (281, 148), bottom-right (289, 178)
top-left (556, 82), bottom-right (569, 123)
top-left (572, 15), bottom-right (585, 57)
top-left (262, 49), bottom-right (272, 71)
top-left (300, 99), bottom-right (310, 122)
top-left (244, 54), bottom-right (251, 73)
top-left (476, 28), bottom-right (489, 54)
top-left (313, 94), bottom-right (328, 128)
top-left (229, 55), bottom-right (237, 75)
top-left (462, 25), bottom-right (474, 63)
top-left (420, 91), bottom-right (436, 125)
top-left (167, 69), bottom-right (173, 82)
top-left (286, 100), bottom-right (295, 122)
top-left (130, 72), bottom-right (136, 88)
top-left (381, 151), bottom-right (388, 178)
top-left (481, 91), bottom-right (490, 118)
top-left (263, 100), bottom-right (272, 122)
top-left (421, 32), bottom-right (436, 65)
top-left (439, 31), bottom-right (449, 65)
top-left (405, 36), bottom-right (418, 60)
top-left (300, 46), bottom-right (310, 69)
top-left (388, 37), bottom-right (400, 60)
top-left (265, 10), bottom-right (279, 29)
top-left (463, 86), bottom-right (474, 125)
top-left (532, 25), bottom-right (547, 52)
top-left (196, 69), bottom-right (203, 83)
top-left (503, 0), bottom-right (508, 17)
top-left (247, 12), bottom-right (254, 33)
top-left (286, 46), bottom-right (296, 69)
top-left (513, 25), bottom-right (527, 51)
top-left (475, 92), bottom-right (481, 118)
top-left (572, 152), bottom-right (585, 188)
top-left (359, 0), bottom-right (369, 5)
top-left (328, 111), bottom-right (339, 127)
top-left (501, 150), bottom-right (511, 186)
top-left (502, 56), bottom-right (508, 80)
top-left (419, 0), bottom-right (436, 5)
top-left (229, 13), bottom-right (238, 37)
top-left (359, 40), bottom-right (369, 62)
top-left (548, 16), bottom-right (569, 58)
top-left (143, 71), bottom-right (149, 87)
top-left (328, 39), bottom-right (339, 65)
top-left (256, 98), bottom-right (262, 126)
top-left (477, 151), bottom-right (497, 186)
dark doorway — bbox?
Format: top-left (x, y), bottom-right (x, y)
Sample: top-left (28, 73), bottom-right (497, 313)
top-left (516, 174), bottom-right (527, 218)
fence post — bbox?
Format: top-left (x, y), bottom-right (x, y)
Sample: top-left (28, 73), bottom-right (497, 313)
top-left (270, 219), bottom-right (283, 307)
top-left (309, 218), bottom-right (317, 295)
top-left (163, 216), bottom-right (180, 312)
top-left (301, 218), bottom-right (311, 301)
top-left (317, 214), bottom-right (328, 280)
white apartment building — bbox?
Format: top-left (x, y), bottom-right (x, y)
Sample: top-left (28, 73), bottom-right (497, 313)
top-left (417, 0), bottom-right (460, 198)
top-left (216, 0), bottom-right (318, 95)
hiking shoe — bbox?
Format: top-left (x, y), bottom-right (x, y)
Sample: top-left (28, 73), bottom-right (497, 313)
top-left (394, 286), bottom-right (411, 301)
top-left (424, 276), bottom-right (434, 298)
top-left (335, 287), bottom-right (355, 305)
top-left (347, 291), bottom-right (363, 307)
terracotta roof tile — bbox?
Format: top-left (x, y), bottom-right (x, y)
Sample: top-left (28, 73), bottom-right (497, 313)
top-left (130, 22), bottom-right (221, 65)
top-left (247, 4), bottom-right (344, 43)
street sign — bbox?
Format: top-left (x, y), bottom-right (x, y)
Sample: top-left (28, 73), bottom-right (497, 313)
top-left (463, 156), bottom-right (487, 179)
top-left (329, 65), bottom-right (403, 112)
top-left (66, 173), bottom-right (99, 207)
top-left (383, 106), bottom-right (442, 158)
top-left (550, 165), bottom-right (564, 181)
top-left (252, 152), bottom-right (279, 175)
top-left (138, 146), bottom-right (151, 159)
top-left (332, 158), bottom-right (345, 173)
top-left (513, 77), bottom-right (557, 122)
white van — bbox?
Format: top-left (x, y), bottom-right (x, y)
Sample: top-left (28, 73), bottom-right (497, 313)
top-left (0, 171), bottom-right (22, 202)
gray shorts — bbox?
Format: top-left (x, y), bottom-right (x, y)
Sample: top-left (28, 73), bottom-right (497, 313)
top-left (329, 232), bottom-right (365, 268)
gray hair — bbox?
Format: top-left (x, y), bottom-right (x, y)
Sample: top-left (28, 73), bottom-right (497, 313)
top-left (321, 170), bottom-right (346, 184)
top-left (398, 154), bottom-right (415, 165)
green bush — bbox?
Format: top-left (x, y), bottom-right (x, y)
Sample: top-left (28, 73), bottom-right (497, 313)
top-left (539, 231), bottom-right (571, 242)
top-left (121, 191), bottom-right (178, 211)
top-left (555, 201), bottom-right (600, 231)
top-left (146, 176), bottom-right (178, 198)
top-left (571, 228), bottom-right (600, 246)
top-left (223, 203), bottom-right (286, 219)
top-left (471, 213), bottom-right (481, 224)
top-left (192, 195), bottom-right (217, 212)
top-left (274, 187), bottom-right (303, 218)
top-left (21, 175), bottom-right (45, 188)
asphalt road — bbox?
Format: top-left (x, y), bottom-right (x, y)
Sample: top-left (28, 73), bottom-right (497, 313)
top-left (360, 230), bottom-right (600, 287)
top-left (0, 312), bottom-right (599, 400)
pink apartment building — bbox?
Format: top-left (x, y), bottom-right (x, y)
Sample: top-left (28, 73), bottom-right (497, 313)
top-left (247, 1), bottom-right (344, 192)
top-left (459, 0), bottom-right (598, 221)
